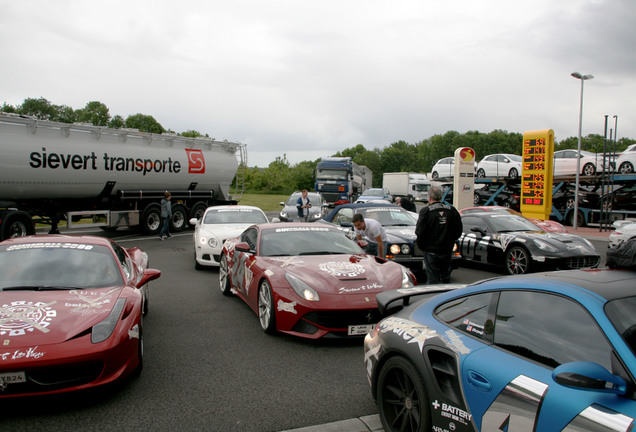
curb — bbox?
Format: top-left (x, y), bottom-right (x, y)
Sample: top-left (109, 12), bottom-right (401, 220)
top-left (278, 415), bottom-right (383, 432)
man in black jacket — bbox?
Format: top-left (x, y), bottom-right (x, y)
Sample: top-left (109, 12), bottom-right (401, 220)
top-left (415, 186), bottom-right (462, 284)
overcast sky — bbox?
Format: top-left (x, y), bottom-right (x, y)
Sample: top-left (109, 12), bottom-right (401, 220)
top-left (2, 0), bottom-right (635, 167)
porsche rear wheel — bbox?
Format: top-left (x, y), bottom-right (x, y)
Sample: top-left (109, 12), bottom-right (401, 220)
top-left (258, 280), bottom-right (276, 334)
top-left (219, 253), bottom-right (233, 296)
top-left (506, 246), bottom-right (531, 275)
top-left (377, 356), bottom-right (430, 432)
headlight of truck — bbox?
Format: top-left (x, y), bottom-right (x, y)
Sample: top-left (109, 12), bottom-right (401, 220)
top-left (285, 273), bottom-right (320, 301)
top-left (92, 298), bottom-right (126, 343)
top-left (400, 267), bottom-right (416, 288)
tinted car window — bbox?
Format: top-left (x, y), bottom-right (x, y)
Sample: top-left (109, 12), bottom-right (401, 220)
top-left (494, 291), bottom-right (613, 370)
top-left (605, 296), bottom-right (636, 356)
top-left (241, 227), bottom-right (258, 250)
top-left (435, 292), bottom-right (494, 341)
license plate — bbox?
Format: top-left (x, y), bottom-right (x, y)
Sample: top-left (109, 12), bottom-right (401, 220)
top-left (0, 371), bottom-right (26, 384)
top-left (348, 324), bottom-right (374, 336)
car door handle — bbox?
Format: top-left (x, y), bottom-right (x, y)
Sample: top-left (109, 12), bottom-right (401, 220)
top-left (467, 370), bottom-right (492, 392)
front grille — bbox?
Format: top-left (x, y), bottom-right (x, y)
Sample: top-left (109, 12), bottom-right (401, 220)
top-left (1, 362), bottom-right (103, 395)
top-left (302, 309), bottom-right (381, 330)
top-left (566, 256), bottom-right (600, 269)
top-left (321, 192), bottom-right (340, 203)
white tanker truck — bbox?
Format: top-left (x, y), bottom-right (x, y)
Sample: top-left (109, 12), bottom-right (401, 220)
top-left (0, 113), bottom-right (246, 240)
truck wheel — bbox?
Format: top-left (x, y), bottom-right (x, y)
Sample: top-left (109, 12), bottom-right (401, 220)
top-left (141, 205), bottom-right (162, 235)
top-left (189, 202), bottom-right (208, 228)
top-left (1, 211), bottom-right (35, 240)
top-left (170, 204), bottom-right (187, 232)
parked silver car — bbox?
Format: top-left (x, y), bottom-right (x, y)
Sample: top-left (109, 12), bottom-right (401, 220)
top-left (279, 191), bottom-right (328, 222)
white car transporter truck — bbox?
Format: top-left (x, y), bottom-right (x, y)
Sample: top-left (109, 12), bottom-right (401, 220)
top-left (0, 113), bottom-right (246, 240)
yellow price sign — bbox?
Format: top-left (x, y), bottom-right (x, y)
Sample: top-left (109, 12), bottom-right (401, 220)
top-left (521, 130), bottom-right (554, 220)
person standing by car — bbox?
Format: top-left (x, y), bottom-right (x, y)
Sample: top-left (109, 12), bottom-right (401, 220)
top-left (158, 191), bottom-right (173, 240)
top-left (296, 189), bottom-right (312, 222)
top-left (352, 213), bottom-right (387, 258)
top-left (396, 196), bottom-right (417, 212)
top-left (415, 186), bottom-right (462, 284)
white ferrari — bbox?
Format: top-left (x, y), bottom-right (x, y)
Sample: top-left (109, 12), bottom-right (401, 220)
top-left (190, 205), bottom-right (269, 269)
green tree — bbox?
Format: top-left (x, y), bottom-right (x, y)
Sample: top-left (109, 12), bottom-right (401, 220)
top-left (1, 102), bottom-right (17, 113)
top-left (125, 113), bottom-right (165, 134)
top-left (181, 130), bottom-right (210, 138)
top-left (18, 97), bottom-right (58, 119)
top-left (76, 101), bottom-right (110, 126)
top-left (109, 115), bottom-right (125, 129)
top-left (53, 105), bottom-right (77, 123)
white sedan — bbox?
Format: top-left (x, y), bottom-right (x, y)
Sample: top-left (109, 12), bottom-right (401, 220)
top-left (190, 205), bottom-right (269, 269)
top-left (476, 153), bottom-right (522, 178)
top-left (553, 149), bottom-right (607, 176)
top-left (616, 143), bottom-right (636, 174)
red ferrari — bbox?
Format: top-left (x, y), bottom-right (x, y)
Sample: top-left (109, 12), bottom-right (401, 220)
top-left (0, 235), bottom-right (161, 397)
top-left (219, 223), bottom-right (417, 339)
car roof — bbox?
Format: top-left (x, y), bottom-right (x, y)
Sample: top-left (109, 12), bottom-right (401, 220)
top-left (477, 270), bottom-right (636, 301)
top-left (0, 234), bottom-right (113, 247)
top-left (331, 202), bottom-right (400, 211)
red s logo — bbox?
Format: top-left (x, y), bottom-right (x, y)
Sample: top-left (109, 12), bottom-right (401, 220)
top-left (185, 149), bottom-right (205, 174)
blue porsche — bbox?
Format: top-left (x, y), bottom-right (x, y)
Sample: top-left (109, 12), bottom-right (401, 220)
top-left (364, 269), bottom-right (636, 432)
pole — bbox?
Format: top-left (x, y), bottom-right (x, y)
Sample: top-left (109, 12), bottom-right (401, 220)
top-left (573, 78), bottom-right (584, 230)
top-left (570, 72), bottom-right (593, 230)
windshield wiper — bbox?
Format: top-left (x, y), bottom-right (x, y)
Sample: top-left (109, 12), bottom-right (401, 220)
top-left (1, 285), bottom-right (80, 291)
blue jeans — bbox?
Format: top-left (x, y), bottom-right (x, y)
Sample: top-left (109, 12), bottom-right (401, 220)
top-left (159, 217), bottom-right (170, 237)
top-left (363, 241), bottom-right (388, 258)
top-left (423, 251), bottom-right (452, 284)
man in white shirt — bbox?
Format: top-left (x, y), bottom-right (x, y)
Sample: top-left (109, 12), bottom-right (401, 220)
top-left (352, 213), bottom-right (387, 258)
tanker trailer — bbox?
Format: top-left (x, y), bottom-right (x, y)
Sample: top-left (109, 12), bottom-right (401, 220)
top-left (0, 113), bottom-right (245, 240)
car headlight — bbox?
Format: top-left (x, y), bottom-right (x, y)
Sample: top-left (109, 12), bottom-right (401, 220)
top-left (400, 267), bottom-right (416, 288)
top-left (92, 298), bottom-right (126, 343)
top-left (285, 273), bottom-right (320, 301)
top-left (389, 244), bottom-right (411, 255)
top-left (199, 235), bottom-right (219, 248)
top-left (280, 211), bottom-right (288, 219)
top-left (533, 239), bottom-right (558, 252)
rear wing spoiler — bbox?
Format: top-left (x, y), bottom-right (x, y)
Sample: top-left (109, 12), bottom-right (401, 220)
top-left (376, 284), bottom-right (466, 316)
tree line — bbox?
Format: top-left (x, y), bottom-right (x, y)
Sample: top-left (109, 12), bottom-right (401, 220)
top-left (3, 97), bottom-right (634, 193)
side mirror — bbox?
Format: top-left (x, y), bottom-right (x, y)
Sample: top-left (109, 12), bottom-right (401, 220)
top-left (471, 226), bottom-right (487, 236)
top-left (189, 217), bottom-right (198, 225)
top-left (136, 268), bottom-right (162, 288)
top-left (552, 361), bottom-right (627, 395)
top-left (235, 242), bottom-right (255, 254)
top-left (279, 202), bottom-right (285, 206)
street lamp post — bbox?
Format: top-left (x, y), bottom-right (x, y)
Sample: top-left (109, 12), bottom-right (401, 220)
top-left (571, 72), bottom-right (593, 230)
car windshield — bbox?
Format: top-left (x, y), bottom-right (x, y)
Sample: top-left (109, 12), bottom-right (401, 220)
top-left (487, 214), bottom-right (542, 233)
top-left (0, 243), bottom-right (124, 289)
top-left (358, 207), bottom-right (416, 226)
top-left (259, 227), bottom-right (364, 256)
top-left (362, 189), bottom-right (384, 197)
top-left (316, 169), bottom-right (347, 180)
top-left (508, 154), bottom-right (522, 162)
top-left (286, 193), bottom-right (322, 205)
top-left (204, 209), bottom-right (268, 225)
top-left (605, 296), bottom-right (636, 358)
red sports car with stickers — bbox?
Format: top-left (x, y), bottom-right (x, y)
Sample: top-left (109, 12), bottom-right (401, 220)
top-left (0, 235), bottom-right (161, 397)
top-left (218, 222), bottom-right (417, 339)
